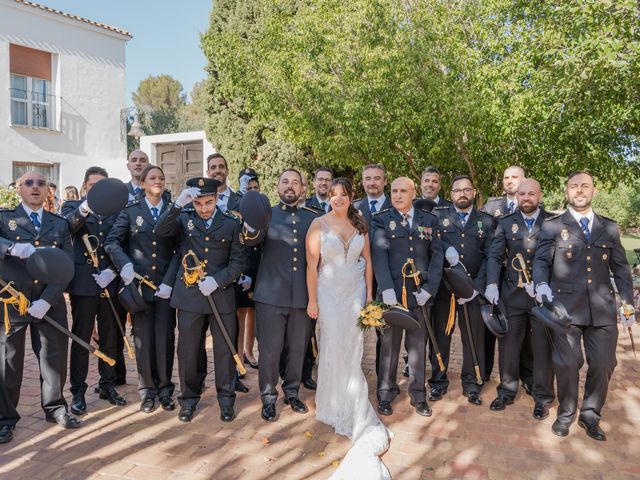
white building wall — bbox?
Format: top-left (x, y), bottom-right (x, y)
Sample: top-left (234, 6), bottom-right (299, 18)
top-left (0, 0), bottom-right (130, 190)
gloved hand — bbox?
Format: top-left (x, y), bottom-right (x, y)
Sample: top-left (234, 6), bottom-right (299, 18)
top-left (79, 199), bottom-right (92, 217)
top-left (243, 222), bottom-right (256, 233)
top-left (154, 283), bottom-right (173, 300)
top-left (445, 246), bottom-right (459, 267)
top-left (524, 282), bottom-right (535, 298)
top-left (457, 290), bottom-right (479, 305)
top-left (198, 276), bottom-right (218, 296)
top-left (619, 306), bottom-right (637, 328)
top-left (93, 269), bottom-right (116, 289)
top-left (382, 289), bottom-right (398, 306)
top-left (535, 283), bottom-right (553, 303)
top-left (484, 284), bottom-right (499, 305)
top-left (237, 275), bottom-right (252, 292)
top-left (412, 288), bottom-right (432, 306)
top-left (9, 242), bottom-right (36, 259)
top-left (175, 187), bottom-right (201, 208)
top-left (28, 299), bottom-right (51, 319)
top-left (120, 263), bottom-right (135, 286)
top-left (238, 174), bottom-right (252, 194)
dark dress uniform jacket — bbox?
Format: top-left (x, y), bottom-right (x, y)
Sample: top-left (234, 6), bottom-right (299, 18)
top-left (63, 200), bottom-right (120, 297)
top-left (154, 205), bottom-right (246, 315)
top-left (0, 205), bottom-right (73, 319)
top-left (533, 210), bottom-right (633, 326)
top-left (225, 190), bottom-right (243, 213)
top-left (482, 196), bottom-right (512, 218)
top-left (371, 208), bottom-right (444, 308)
top-left (251, 203), bottom-right (321, 309)
top-left (305, 195), bottom-right (329, 213)
top-left (354, 196), bottom-right (392, 226)
top-left (487, 210), bottom-right (553, 316)
top-left (104, 200), bottom-right (179, 302)
top-left (434, 206), bottom-right (496, 292)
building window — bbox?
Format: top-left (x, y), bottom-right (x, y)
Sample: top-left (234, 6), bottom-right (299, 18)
top-left (13, 162), bottom-right (60, 186)
top-left (10, 74), bottom-right (52, 129)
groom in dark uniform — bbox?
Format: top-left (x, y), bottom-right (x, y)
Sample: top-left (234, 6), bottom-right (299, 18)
top-left (371, 177), bottom-right (444, 417)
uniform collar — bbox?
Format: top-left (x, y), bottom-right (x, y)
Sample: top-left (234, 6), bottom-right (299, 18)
top-left (520, 208), bottom-right (540, 222)
top-left (568, 206), bottom-right (594, 230)
top-left (278, 201), bottom-right (298, 212)
top-left (145, 197), bottom-right (163, 212)
top-left (21, 202), bottom-right (44, 219)
top-left (367, 194), bottom-right (386, 205)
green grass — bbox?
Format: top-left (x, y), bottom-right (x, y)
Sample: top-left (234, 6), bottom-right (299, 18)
top-left (621, 234), bottom-right (640, 266)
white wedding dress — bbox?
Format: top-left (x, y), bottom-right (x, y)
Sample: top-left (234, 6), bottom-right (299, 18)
top-left (315, 219), bottom-right (392, 480)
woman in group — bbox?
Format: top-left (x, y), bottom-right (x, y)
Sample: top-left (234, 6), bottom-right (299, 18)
top-left (306, 178), bottom-right (391, 479)
top-left (104, 165), bottom-right (179, 413)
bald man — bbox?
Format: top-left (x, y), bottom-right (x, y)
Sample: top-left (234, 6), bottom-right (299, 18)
top-left (485, 178), bottom-right (555, 419)
top-left (126, 150), bottom-right (150, 200)
top-left (371, 177), bottom-right (443, 417)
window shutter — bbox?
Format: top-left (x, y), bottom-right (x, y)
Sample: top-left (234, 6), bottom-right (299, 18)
top-left (10, 44), bottom-right (52, 81)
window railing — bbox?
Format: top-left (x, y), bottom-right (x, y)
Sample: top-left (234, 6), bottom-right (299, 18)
top-left (10, 88), bottom-right (58, 130)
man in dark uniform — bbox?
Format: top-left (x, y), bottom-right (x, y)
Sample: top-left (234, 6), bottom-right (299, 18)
top-left (125, 149), bottom-right (150, 201)
top-left (533, 171), bottom-right (635, 441)
top-left (432, 175), bottom-right (496, 405)
top-left (485, 178), bottom-right (554, 419)
top-left (0, 171), bottom-right (80, 444)
top-left (207, 153), bottom-right (243, 212)
top-left (63, 167), bottom-right (127, 415)
top-left (246, 169), bottom-right (320, 422)
top-left (372, 177), bottom-right (444, 417)
top-left (305, 167), bottom-right (333, 213)
top-left (154, 177), bottom-right (246, 423)
top-left (420, 166), bottom-right (453, 208)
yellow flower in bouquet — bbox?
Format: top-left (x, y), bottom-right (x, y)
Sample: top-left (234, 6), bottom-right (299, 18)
top-left (357, 301), bottom-right (389, 331)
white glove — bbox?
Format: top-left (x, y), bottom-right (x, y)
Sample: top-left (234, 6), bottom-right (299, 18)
top-left (79, 199), bottom-right (92, 217)
top-left (28, 299), bottom-right (51, 319)
top-left (154, 283), bottom-right (173, 299)
top-left (619, 307), bottom-right (637, 328)
top-left (93, 268), bottom-right (116, 289)
top-left (9, 242), bottom-right (36, 259)
top-left (175, 187), bottom-right (201, 208)
top-left (524, 282), bottom-right (535, 298)
top-left (120, 263), bottom-right (135, 286)
top-left (445, 246), bottom-right (459, 267)
top-left (382, 289), bottom-right (398, 306)
top-left (238, 174), bottom-right (252, 194)
top-left (198, 276), bottom-right (218, 296)
top-left (412, 288), bottom-right (432, 306)
top-left (237, 275), bottom-right (252, 291)
top-left (457, 290), bottom-right (479, 305)
top-left (535, 283), bottom-right (553, 303)
top-left (243, 222), bottom-right (256, 233)
top-left (484, 284), bottom-right (499, 305)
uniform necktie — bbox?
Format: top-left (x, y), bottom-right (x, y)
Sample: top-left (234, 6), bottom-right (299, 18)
top-left (204, 218), bottom-right (212, 229)
top-left (580, 217), bottom-right (590, 240)
top-left (458, 212), bottom-right (468, 226)
top-left (151, 207), bottom-right (159, 222)
top-left (369, 199), bottom-right (378, 213)
top-left (508, 201), bottom-right (515, 214)
top-left (30, 212), bottom-right (41, 232)
top-left (321, 202), bottom-right (327, 212)
top-left (134, 187), bottom-right (141, 196)
top-left (402, 213), bottom-right (410, 227)
top-left (525, 218), bottom-right (535, 232)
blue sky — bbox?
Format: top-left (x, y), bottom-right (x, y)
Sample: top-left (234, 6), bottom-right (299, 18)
top-left (37, 0), bottom-right (211, 106)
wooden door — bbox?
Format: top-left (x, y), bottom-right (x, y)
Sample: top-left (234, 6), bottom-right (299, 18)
top-left (156, 141), bottom-right (203, 198)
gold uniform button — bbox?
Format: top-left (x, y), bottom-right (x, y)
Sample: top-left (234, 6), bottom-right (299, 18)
top-left (293, 229), bottom-right (298, 233)
top-left (33, 279), bottom-right (39, 284)
top-left (152, 253), bottom-right (157, 258)
top-left (409, 236), bottom-right (413, 240)
top-left (204, 259), bottom-right (208, 264)
top-left (204, 248), bottom-right (209, 252)
top-left (587, 279), bottom-right (592, 284)
top-left (100, 255), bottom-right (104, 259)
top-left (152, 266), bottom-right (156, 270)
top-left (98, 221), bottom-right (103, 225)
top-left (586, 256), bottom-right (591, 261)
top-left (293, 248), bottom-right (298, 253)
top-left (527, 260), bottom-right (531, 264)
top-left (460, 254), bottom-right (465, 259)
top-left (221, 239), bottom-right (226, 242)
top-left (293, 238), bottom-right (298, 243)
top-left (587, 267), bottom-right (591, 272)
top-left (461, 233), bottom-right (465, 238)
top-left (293, 267), bottom-right (297, 271)
top-left (16, 236), bottom-right (20, 240)
top-left (293, 257), bottom-right (298, 262)
top-left (409, 247), bottom-right (414, 252)
top-left (204, 237), bottom-right (209, 241)
top-left (99, 232), bottom-right (103, 236)
top-left (281, 205), bottom-right (287, 210)
top-left (34, 241), bottom-right (40, 246)
top-left (152, 241), bottom-right (157, 245)
top-left (526, 248), bottom-right (531, 253)
top-left (292, 221), bottom-right (297, 225)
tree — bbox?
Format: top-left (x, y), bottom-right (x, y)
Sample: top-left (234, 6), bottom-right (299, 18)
top-left (178, 80), bottom-right (209, 132)
top-left (132, 74), bottom-right (186, 110)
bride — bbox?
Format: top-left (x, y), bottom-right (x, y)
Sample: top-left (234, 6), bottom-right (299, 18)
top-left (306, 178), bottom-right (392, 479)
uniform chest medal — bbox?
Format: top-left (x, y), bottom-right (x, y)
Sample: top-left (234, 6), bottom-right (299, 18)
top-left (442, 218), bottom-right (450, 227)
top-left (477, 221), bottom-right (484, 237)
top-left (187, 219), bottom-right (195, 231)
top-left (494, 209), bottom-right (502, 217)
top-left (511, 223), bottom-right (519, 234)
top-left (389, 220), bottom-right (396, 231)
top-left (602, 253), bottom-right (608, 260)
top-left (561, 229), bottom-right (569, 241)
top-left (418, 226), bottom-right (432, 240)
top-left (8, 219), bottom-right (17, 231)
top-left (136, 216), bottom-right (144, 226)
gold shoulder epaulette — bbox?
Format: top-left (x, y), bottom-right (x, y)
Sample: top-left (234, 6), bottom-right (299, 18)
top-left (373, 208), bottom-right (391, 216)
top-left (302, 206), bottom-right (323, 215)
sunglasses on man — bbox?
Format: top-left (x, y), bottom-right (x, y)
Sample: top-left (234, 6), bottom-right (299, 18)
top-left (22, 179), bottom-right (47, 187)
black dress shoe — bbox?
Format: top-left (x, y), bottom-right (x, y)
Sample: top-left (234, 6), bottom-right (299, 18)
top-left (303, 378), bottom-right (317, 391)
top-left (0, 425), bottom-right (14, 444)
top-left (235, 379), bottom-right (249, 393)
top-left (428, 388), bottom-right (447, 402)
top-left (466, 392), bottom-right (482, 406)
top-left (99, 386), bottom-right (127, 406)
top-left (410, 400), bottom-right (432, 417)
top-left (402, 365), bottom-right (410, 378)
top-left (70, 393), bottom-right (87, 416)
top-left (522, 382), bottom-right (533, 396)
top-left (489, 397), bottom-right (513, 412)
top-left (261, 403), bottom-right (277, 422)
top-left (578, 418), bottom-right (606, 441)
top-left (159, 396), bottom-right (176, 411)
top-left (220, 405), bottom-right (235, 422)
top-left (243, 354), bottom-right (259, 369)
top-left (178, 406), bottom-right (195, 423)
top-left (46, 412), bottom-right (81, 429)
top-left (552, 419), bottom-right (570, 437)
top-left (533, 402), bottom-right (550, 420)
top-left (377, 401), bottom-right (393, 416)
top-left (140, 397), bottom-right (156, 413)
top-left (284, 397), bottom-right (308, 414)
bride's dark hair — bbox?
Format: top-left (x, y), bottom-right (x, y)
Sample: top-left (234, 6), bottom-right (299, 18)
top-left (329, 177), bottom-right (368, 235)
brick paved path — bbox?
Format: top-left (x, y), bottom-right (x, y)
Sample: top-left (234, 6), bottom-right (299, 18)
top-left (1, 314), bottom-right (639, 479)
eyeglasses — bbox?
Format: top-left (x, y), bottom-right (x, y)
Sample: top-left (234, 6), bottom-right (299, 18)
top-left (451, 188), bottom-right (474, 195)
top-left (22, 179), bottom-right (47, 187)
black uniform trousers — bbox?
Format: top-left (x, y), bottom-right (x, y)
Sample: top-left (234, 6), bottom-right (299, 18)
top-left (69, 295), bottom-right (121, 394)
top-left (377, 305), bottom-right (429, 403)
top-left (497, 312), bottom-right (554, 403)
top-left (457, 299), bottom-right (486, 395)
top-left (131, 300), bottom-right (176, 400)
top-left (553, 324), bottom-right (617, 424)
top-left (0, 318), bottom-right (68, 426)
top-left (428, 292), bottom-right (453, 391)
top-left (177, 310), bottom-right (236, 409)
top-left (255, 302), bottom-right (311, 405)
top-left (280, 317), bottom-right (316, 382)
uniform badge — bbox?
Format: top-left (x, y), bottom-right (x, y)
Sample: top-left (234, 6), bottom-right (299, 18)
top-left (443, 218), bottom-right (450, 227)
top-left (198, 178), bottom-right (205, 187)
top-left (602, 253), bottom-right (608, 260)
top-left (8, 219), bottom-right (17, 231)
top-left (494, 209), bottom-right (502, 217)
top-left (511, 223), bottom-right (519, 234)
top-left (477, 221), bottom-right (484, 237)
top-left (358, 209), bottom-right (363, 217)
top-left (566, 251), bottom-right (573, 259)
top-left (136, 216), bottom-right (144, 226)
top-left (389, 220), bottom-right (396, 231)
top-left (561, 229), bottom-right (569, 241)
top-left (187, 219), bottom-right (194, 231)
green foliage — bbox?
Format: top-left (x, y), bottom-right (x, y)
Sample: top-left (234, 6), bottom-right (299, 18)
top-left (132, 75), bottom-right (187, 110)
top-left (0, 187), bottom-right (20, 209)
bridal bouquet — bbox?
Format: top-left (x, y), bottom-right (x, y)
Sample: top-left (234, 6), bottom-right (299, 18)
top-left (357, 301), bottom-right (389, 331)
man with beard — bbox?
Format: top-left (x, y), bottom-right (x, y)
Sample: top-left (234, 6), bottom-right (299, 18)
top-left (126, 150), bottom-right (150, 201)
top-left (432, 175), bottom-right (496, 405)
top-left (533, 171), bottom-right (634, 441)
top-left (248, 169), bottom-right (321, 422)
top-left (485, 179), bottom-right (555, 419)
top-left (419, 166), bottom-right (452, 208)
top-left (305, 167), bottom-right (333, 213)
top-left (207, 153), bottom-right (243, 213)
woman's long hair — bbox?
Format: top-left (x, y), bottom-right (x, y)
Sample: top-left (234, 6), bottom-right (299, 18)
top-left (329, 177), bottom-right (367, 235)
